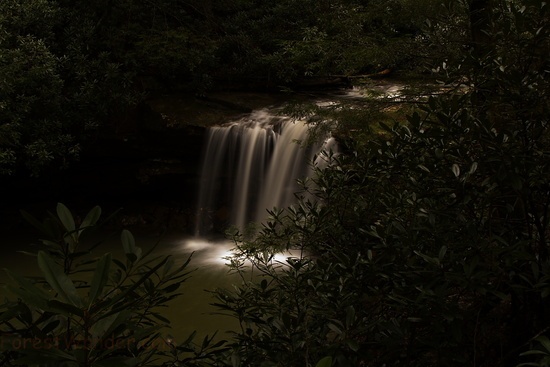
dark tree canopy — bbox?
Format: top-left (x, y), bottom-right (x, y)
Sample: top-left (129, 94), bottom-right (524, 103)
top-left (1, 1), bottom-right (550, 366)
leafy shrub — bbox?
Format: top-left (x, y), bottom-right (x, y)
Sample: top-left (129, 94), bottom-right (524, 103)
top-left (213, 2), bottom-right (550, 366)
top-left (0, 204), bottom-right (228, 366)
top-left (216, 91), bottom-right (550, 366)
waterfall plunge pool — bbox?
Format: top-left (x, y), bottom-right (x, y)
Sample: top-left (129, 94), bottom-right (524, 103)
top-left (3, 86), bottom-right (401, 347)
top-left (0, 232), bottom-right (304, 344)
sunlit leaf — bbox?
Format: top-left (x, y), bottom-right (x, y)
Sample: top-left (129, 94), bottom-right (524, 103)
top-left (452, 164), bottom-right (460, 177)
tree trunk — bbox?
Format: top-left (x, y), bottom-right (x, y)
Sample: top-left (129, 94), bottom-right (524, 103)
top-left (468, 0), bottom-right (493, 58)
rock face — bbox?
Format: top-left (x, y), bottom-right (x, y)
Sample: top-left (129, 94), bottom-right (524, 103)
top-left (0, 92), bottom-right (288, 236)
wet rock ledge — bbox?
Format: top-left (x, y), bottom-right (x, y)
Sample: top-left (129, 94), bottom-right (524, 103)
top-left (1, 92), bottom-right (287, 236)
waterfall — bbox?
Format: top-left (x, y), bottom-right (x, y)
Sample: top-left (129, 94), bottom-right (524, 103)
top-left (195, 108), bottom-right (333, 235)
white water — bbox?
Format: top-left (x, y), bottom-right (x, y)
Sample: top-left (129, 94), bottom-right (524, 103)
top-left (195, 108), bottom-right (333, 235)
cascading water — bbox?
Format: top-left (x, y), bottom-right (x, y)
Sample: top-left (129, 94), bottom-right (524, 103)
top-left (195, 108), bottom-right (334, 235)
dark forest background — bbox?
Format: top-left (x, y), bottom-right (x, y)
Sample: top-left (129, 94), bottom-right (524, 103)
top-left (1, 1), bottom-right (550, 366)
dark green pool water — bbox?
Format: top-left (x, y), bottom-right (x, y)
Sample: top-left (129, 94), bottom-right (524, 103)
top-left (0, 232), bottom-right (240, 344)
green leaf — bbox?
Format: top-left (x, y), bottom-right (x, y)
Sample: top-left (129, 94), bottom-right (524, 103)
top-left (182, 331), bottom-right (197, 346)
top-left (418, 164), bottom-right (430, 173)
top-left (414, 251), bottom-right (440, 267)
top-left (90, 311), bottom-right (131, 343)
top-left (121, 230), bottom-right (136, 255)
top-left (151, 312), bottom-right (170, 324)
top-left (132, 326), bottom-right (163, 342)
top-left (328, 323), bottom-right (343, 335)
top-left (80, 205), bottom-right (102, 230)
top-left (452, 164), bottom-right (460, 178)
top-left (5, 269), bottom-right (50, 299)
top-left (536, 336), bottom-right (550, 353)
top-left (89, 253), bottom-right (112, 308)
top-left (41, 319), bottom-right (61, 334)
top-left (346, 339), bottom-right (359, 352)
top-left (37, 251), bottom-right (82, 307)
top-left (162, 282), bottom-right (181, 293)
top-left (112, 259), bottom-right (127, 271)
top-left (5, 269), bottom-right (50, 309)
top-left (345, 306), bottom-right (355, 329)
top-left (469, 161), bottom-right (478, 174)
top-left (316, 356), bottom-right (332, 367)
top-left (510, 174), bottom-right (523, 190)
top-left (379, 121), bottom-right (393, 133)
top-left (126, 253), bottom-right (138, 263)
top-left (56, 202), bottom-right (75, 232)
top-left (438, 246), bottom-right (447, 261)
top-left (48, 299), bottom-right (84, 316)
top-left (163, 256), bottom-right (175, 276)
top-left (520, 350), bottom-right (549, 356)
top-left (94, 257), bottom-right (169, 315)
top-left (5, 284), bottom-right (50, 311)
top-left (231, 349), bottom-right (241, 367)
top-left (202, 333), bottom-right (213, 349)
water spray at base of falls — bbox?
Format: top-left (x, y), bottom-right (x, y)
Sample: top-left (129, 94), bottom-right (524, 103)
top-left (195, 108), bottom-right (335, 235)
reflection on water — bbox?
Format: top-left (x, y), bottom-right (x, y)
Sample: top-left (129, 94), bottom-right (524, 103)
top-left (178, 237), bottom-right (302, 266)
top-left (0, 234), bottom-right (241, 344)
top-left (143, 236), bottom-right (241, 342)
top-left (0, 234), bottom-right (302, 344)
top-left (155, 236), bottom-right (305, 342)
top-left (169, 237), bottom-right (304, 342)
top-left (179, 238), bottom-right (235, 265)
